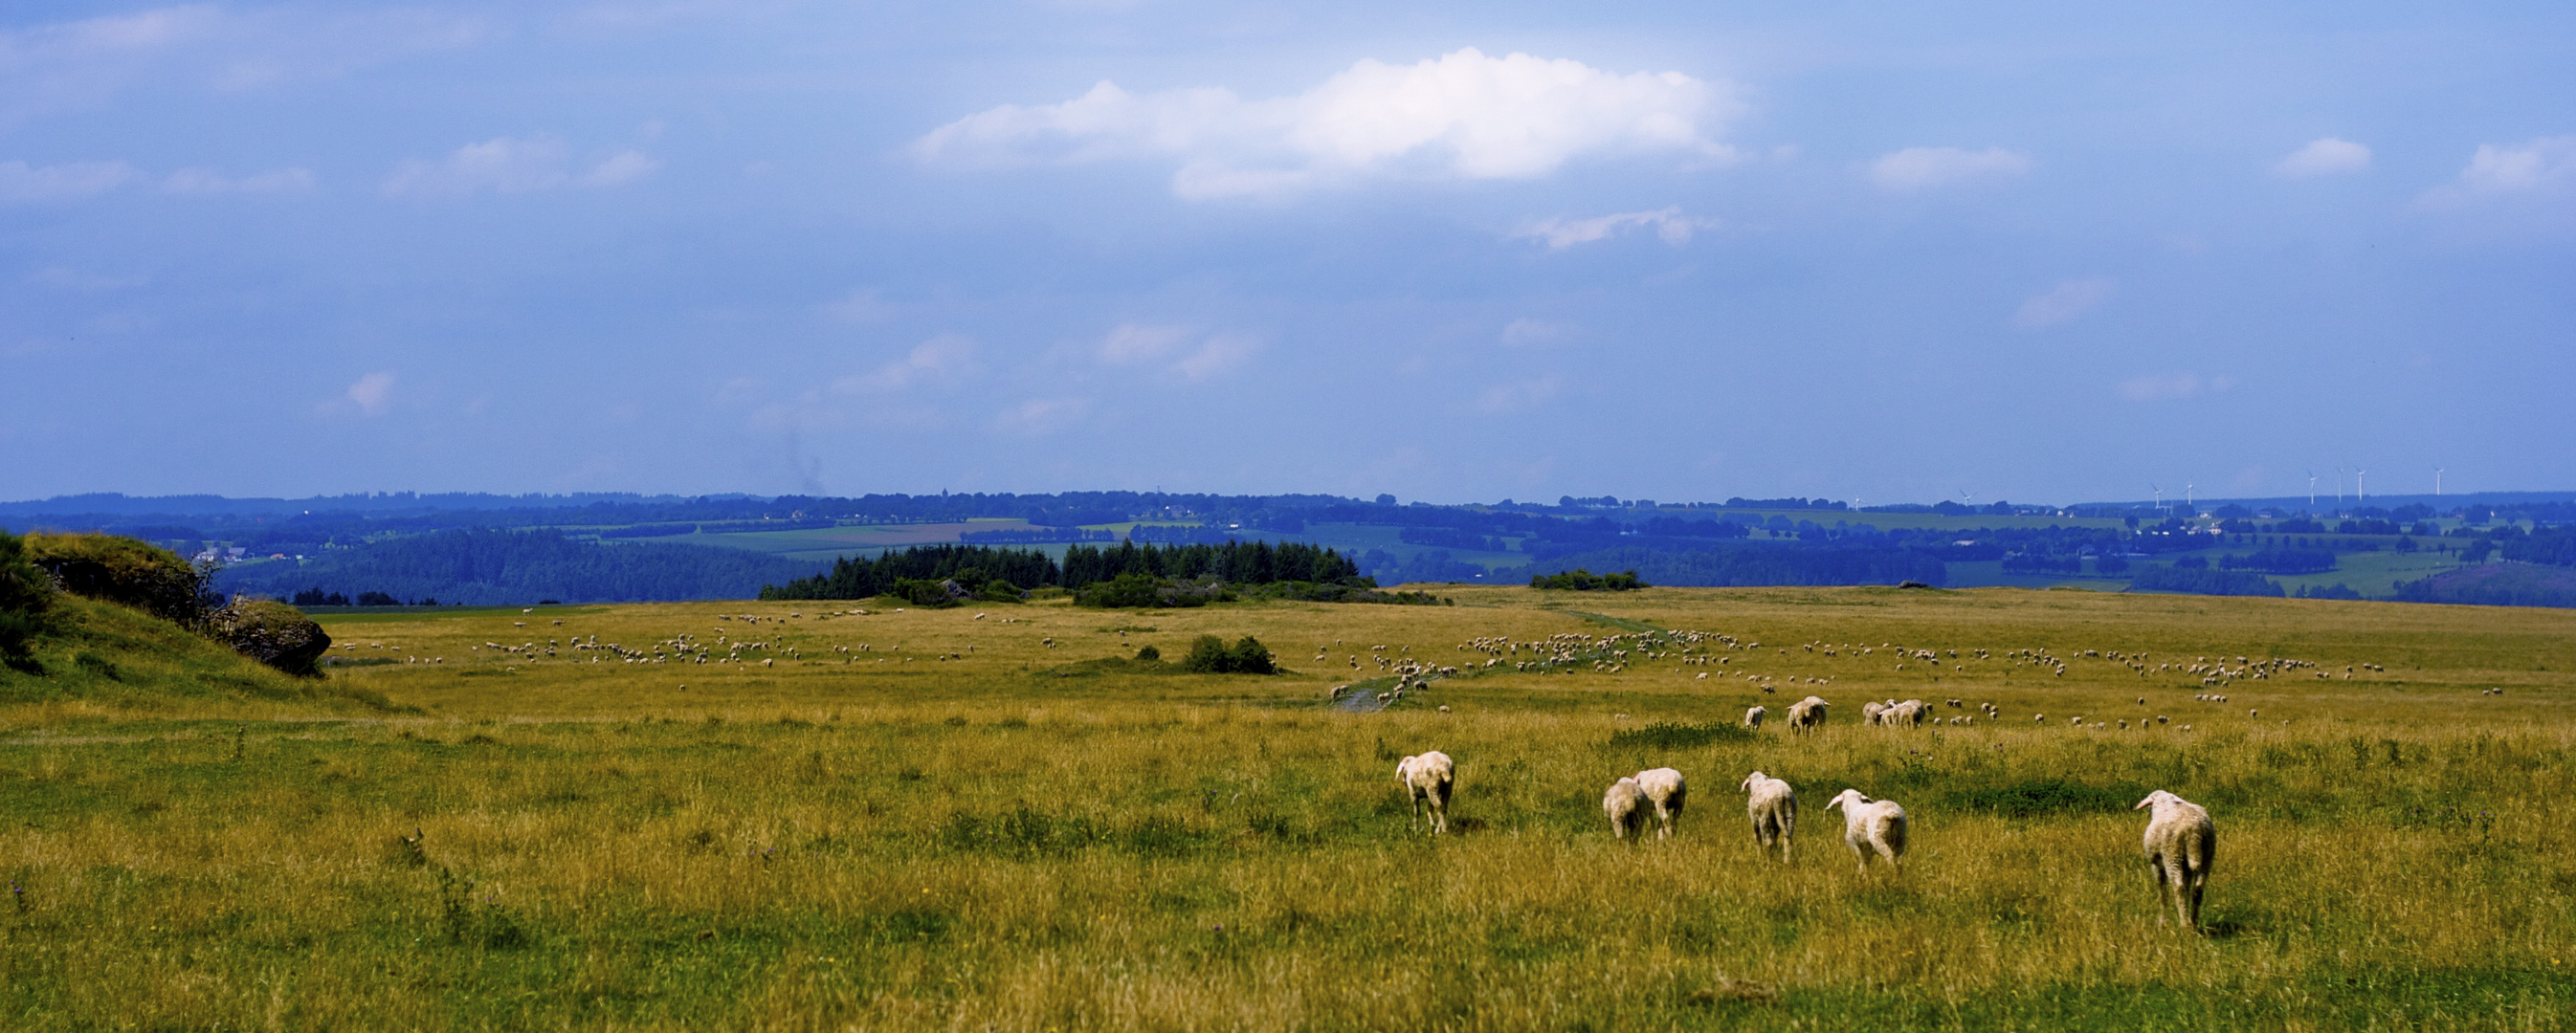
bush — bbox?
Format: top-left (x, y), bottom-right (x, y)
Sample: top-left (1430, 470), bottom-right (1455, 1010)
top-left (0, 531), bottom-right (57, 671)
top-left (1135, 645), bottom-right (1161, 661)
top-left (1531, 568), bottom-right (1648, 591)
top-left (1942, 778), bottom-right (2150, 818)
top-left (1179, 634), bottom-right (1276, 674)
top-left (26, 532), bottom-right (213, 625)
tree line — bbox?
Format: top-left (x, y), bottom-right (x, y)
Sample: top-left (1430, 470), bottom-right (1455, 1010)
top-left (760, 540), bottom-right (1366, 602)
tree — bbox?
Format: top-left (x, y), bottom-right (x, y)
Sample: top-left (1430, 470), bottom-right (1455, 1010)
top-left (0, 530), bottom-right (56, 672)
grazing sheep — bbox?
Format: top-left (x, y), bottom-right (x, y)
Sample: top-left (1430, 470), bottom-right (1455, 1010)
top-left (1632, 768), bottom-right (1688, 840)
top-left (1396, 752), bottom-right (1456, 835)
top-left (1740, 771), bottom-right (1797, 862)
top-left (1743, 705), bottom-right (1766, 730)
top-left (1787, 696), bottom-right (1831, 733)
top-left (1825, 789), bottom-right (1908, 874)
top-left (1604, 778), bottom-right (1647, 840)
top-left (1861, 700), bottom-right (1889, 725)
top-left (2136, 790), bottom-right (2217, 933)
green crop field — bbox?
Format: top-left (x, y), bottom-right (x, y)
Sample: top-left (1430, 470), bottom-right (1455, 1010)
top-left (3, 586), bottom-right (2572, 1030)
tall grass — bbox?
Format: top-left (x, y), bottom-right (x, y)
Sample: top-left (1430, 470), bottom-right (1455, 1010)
top-left (0, 586), bottom-right (2570, 1029)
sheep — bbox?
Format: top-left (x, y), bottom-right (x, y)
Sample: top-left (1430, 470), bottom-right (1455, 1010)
top-left (1632, 768), bottom-right (1687, 840)
top-left (1787, 696), bottom-right (1831, 733)
top-left (1743, 705), bottom-right (1766, 730)
top-left (1740, 771), bottom-right (1797, 862)
top-left (1860, 700), bottom-right (1888, 725)
top-left (2136, 790), bottom-right (2217, 933)
top-left (1824, 789), bottom-right (1908, 874)
top-left (1396, 751), bottom-right (1456, 835)
top-left (1604, 778), bottom-right (1647, 840)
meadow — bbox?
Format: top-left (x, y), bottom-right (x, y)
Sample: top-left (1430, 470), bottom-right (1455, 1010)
top-left (2, 585), bottom-right (2571, 1030)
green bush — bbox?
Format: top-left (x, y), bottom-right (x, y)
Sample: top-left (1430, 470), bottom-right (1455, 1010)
top-left (0, 531), bottom-right (56, 671)
top-left (1531, 568), bottom-right (1648, 592)
top-left (887, 578), bottom-right (965, 608)
top-left (1179, 634), bottom-right (1276, 674)
top-left (1941, 777), bottom-right (2151, 818)
top-left (1606, 721), bottom-right (1756, 749)
top-left (26, 532), bottom-right (212, 625)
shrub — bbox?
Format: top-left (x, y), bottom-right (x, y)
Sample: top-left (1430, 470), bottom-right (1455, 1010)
top-left (1179, 634), bottom-right (1276, 674)
top-left (1135, 645), bottom-right (1161, 661)
top-left (25, 532), bottom-right (213, 625)
top-left (0, 531), bottom-right (56, 671)
top-left (1942, 777), bottom-right (2150, 818)
top-left (1531, 568), bottom-right (1648, 591)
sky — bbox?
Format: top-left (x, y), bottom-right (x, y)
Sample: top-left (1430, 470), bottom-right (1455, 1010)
top-left (3, 1), bottom-right (2571, 506)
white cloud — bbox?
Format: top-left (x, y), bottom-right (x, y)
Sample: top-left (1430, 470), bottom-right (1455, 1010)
top-left (2451, 136), bottom-right (2576, 194)
top-left (383, 136), bottom-right (656, 197)
top-left (321, 371), bottom-right (396, 417)
top-left (832, 333), bottom-right (979, 394)
top-left (1097, 323), bottom-right (1259, 379)
top-left (1500, 319), bottom-right (1573, 347)
top-left (1520, 206), bottom-right (1714, 249)
top-left (1868, 146), bottom-right (2032, 192)
top-left (1098, 322), bottom-right (1192, 363)
top-left (1477, 374), bottom-right (1562, 413)
top-left (0, 8), bottom-right (486, 127)
top-left (1174, 333), bottom-right (1259, 380)
top-left (2012, 277), bottom-right (2115, 330)
top-left (0, 160), bottom-right (140, 202)
top-left (2273, 138), bottom-right (2370, 178)
top-left (917, 47), bottom-right (1742, 199)
top-left (995, 397), bottom-right (1091, 435)
top-left (162, 165), bottom-right (314, 194)
top-left (2116, 372), bottom-right (2234, 402)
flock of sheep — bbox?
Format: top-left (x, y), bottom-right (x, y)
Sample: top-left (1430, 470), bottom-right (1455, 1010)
top-left (1393, 750), bottom-right (2222, 933)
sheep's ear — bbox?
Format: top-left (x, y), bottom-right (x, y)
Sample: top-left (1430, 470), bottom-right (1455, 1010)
top-left (2134, 794), bottom-right (2157, 809)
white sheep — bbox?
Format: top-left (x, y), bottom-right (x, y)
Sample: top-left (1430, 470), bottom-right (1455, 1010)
top-left (1632, 767), bottom-right (1687, 839)
top-left (1861, 700), bottom-right (1889, 725)
top-left (1825, 789), bottom-right (1908, 874)
top-left (1743, 705), bottom-right (1766, 730)
top-left (2136, 790), bottom-right (2216, 933)
top-left (1787, 695), bottom-right (1831, 732)
top-left (1740, 771), bottom-right (1797, 862)
top-left (1604, 777), bottom-right (1647, 840)
top-left (1396, 751), bottom-right (1455, 835)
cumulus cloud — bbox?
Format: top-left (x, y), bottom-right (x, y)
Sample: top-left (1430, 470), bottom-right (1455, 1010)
top-left (995, 397), bottom-right (1091, 435)
top-left (1477, 374), bottom-right (1563, 413)
top-left (1097, 323), bottom-right (1260, 380)
top-left (917, 47), bottom-right (1742, 198)
top-left (162, 165), bottom-right (314, 194)
top-left (2449, 136), bottom-right (2576, 194)
top-left (319, 371), bottom-right (396, 417)
top-left (383, 137), bottom-right (658, 196)
top-left (1520, 206), bottom-right (1714, 249)
top-left (1500, 319), bottom-right (1573, 347)
top-left (2012, 277), bottom-right (2115, 330)
top-left (2117, 372), bottom-right (2234, 402)
top-left (833, 334), bottom-right (980, 394)
top-left (1868, 146), bottom-right (2032, 192)
top-left (0, 159), bottom-right (140, 202)
top-left (2273, 138), bottom-right (2370, 178)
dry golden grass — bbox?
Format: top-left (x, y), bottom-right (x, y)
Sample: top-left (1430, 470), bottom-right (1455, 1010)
top-left (1, 586), bottom-right (2570, 1030)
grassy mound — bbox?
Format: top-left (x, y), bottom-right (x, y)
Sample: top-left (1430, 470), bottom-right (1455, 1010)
top-left (0, 593), bottom-right (403, 714)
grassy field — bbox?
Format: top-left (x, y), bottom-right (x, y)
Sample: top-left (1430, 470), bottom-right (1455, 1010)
top-left (2, 586), bottom-right (2572, 1030)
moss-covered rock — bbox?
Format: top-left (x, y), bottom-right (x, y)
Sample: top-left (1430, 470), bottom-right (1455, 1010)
top-left (26, 533), bottom-right (211, 625)
top-left (209, 598), bottom-right (331, 677)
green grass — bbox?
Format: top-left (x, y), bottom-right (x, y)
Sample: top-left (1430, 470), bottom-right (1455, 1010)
top-left (0, 586), bottom-right (2570, 1029)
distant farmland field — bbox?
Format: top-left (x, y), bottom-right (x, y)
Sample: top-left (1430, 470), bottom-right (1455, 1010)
top-left (3, 586), bottom-right (2570, 1029)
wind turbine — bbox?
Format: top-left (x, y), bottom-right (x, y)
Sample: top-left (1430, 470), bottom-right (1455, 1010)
top-left (2335, 468), bottom-right (2344, 506)
top-left (2185, 483), bottom-right (2195, 511)
top-left (2356, 469), bottom-right (2366, 503)
top-left (2150, 484), bottom-right (2164, 513)
top-left (2434, 468), bottom-right (2445, 496)
top-left (2306, 472), bottom-right (2319, 509)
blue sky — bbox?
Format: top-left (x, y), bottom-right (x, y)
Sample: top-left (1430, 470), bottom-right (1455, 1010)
top-left (3, 1), bottom-right (2570, 505)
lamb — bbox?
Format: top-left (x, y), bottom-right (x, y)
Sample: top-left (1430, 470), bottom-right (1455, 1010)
top-left (1604, 777), bottom-right (1647, 840)
top-left (1632, 767), bottom-right (1687, 839)
top-left (2135, 790), bottom-right (2216, 933)
top-left (1395, 751), bottom-right (1456, 835)
top-left (1740, 771), bottom-right (1797, 861)
top-left (1861, 700), bottom-right (1888, 725)
top-left (1743, 705), bottom-right (1766, 730)
top-left (1787, 696), bottom-right (1831, 732)
top-left (1824, 789), bottom-right (1908, 874)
